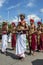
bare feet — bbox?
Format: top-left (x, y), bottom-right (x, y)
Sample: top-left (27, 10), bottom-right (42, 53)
top-left (32, 52), bottom-right (36, 56)
top-left (21, 57), bottom-right (25, 61)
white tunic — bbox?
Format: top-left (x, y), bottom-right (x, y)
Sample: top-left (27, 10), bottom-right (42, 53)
top-left (2, 34), bottom-right (8, 52)
top-left (8, 33), bottom-right (11, 43)
top-left (16, 33), bottom-right (26, 57)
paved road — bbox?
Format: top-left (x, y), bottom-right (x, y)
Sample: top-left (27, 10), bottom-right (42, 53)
top-left (0, 42), bottom-right (43, 65)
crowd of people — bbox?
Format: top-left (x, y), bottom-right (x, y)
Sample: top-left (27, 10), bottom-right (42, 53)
top-left (1, 14), bottom-right (43, 60)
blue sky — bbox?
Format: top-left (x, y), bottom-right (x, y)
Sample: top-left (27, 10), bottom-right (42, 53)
top-left (0, 0), bottom-right (43, 22)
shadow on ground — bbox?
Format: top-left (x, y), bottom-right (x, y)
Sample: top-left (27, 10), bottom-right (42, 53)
top-left (7, 48), bottom-right (14, 51)
top-left (6, 51), bottom-right (20, 60)
top-left (0, 49), bottom-right (1, 53)
top-left (32, 59), bottom-right (43, 65)
top-left (0, 49), bottom-right (19, 60)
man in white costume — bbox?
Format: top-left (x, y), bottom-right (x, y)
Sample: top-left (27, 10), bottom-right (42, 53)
top-left (1, 22), bottom-right (8, 54)
top-left (16, 14), bottom-right (28, 60)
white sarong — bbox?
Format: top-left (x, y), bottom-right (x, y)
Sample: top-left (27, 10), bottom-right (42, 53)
top-left (16, 34), bottom-right (26, 57)
top-left (2, 34), bottom-right (8, 52)
top-left (8, 33), bottom-right (11, 43)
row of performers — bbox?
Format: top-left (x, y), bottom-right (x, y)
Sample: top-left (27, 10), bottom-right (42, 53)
top-left (1, 14), bottom-right (43, 60)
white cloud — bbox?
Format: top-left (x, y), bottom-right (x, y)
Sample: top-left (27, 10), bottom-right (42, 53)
top-left (0, 0), bottom-right (6, 7)
top-left (12, 18), bottom-right (18, 22)
top-left (25, 14), bottom-right (41, 26)
top-left (26, 0), bottom-right (36, 8)
top-left (40, 8), bottom-right (43, 13)
top-left (27, 2), bottom-right (34, 7)
top-left (27, 14), bottom-right (41, 21)
top-left (7, 3), bottom-right (21, 10)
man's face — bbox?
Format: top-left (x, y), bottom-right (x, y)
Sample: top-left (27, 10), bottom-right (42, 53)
top-left (12, 24), bottom-right (15, 27)
top-left (30, 21), bottom-right (34, 25)
top-left (38, 24), bottom-right (41, 27)
top-left (20, 16), bottom-right (24, 20)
